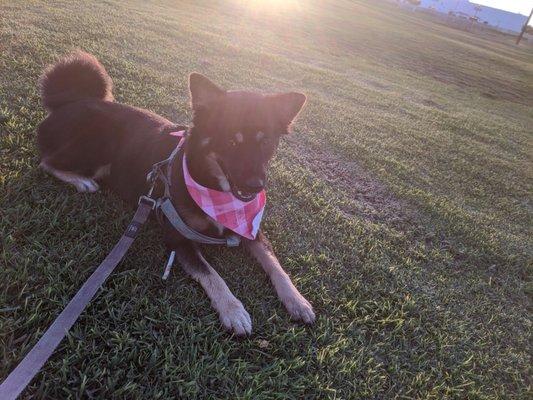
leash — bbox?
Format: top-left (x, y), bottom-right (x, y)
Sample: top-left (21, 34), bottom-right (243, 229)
top-left (0, 196), bottom-right (155, 400)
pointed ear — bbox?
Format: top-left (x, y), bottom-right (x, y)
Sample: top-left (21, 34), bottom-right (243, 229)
top-left (270, 92), bottom-right (306, 130)
top-left (189, 73), bottom-right (225, 109)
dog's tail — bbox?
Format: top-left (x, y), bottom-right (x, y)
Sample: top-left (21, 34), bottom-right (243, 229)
top-left (39, 50), bottom-right (114, 111)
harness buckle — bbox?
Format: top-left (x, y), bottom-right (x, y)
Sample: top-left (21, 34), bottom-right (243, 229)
top-left (138, 195), bottom-right (157, 209)
top-left (226, 235), bottom-right (241, 247)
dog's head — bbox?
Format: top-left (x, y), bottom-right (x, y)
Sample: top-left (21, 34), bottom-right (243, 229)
top-left (187, 73), bottom-right (306, 201)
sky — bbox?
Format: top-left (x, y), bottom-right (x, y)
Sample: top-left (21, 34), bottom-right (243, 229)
top-left (473, 0), bottom-right (532, 16)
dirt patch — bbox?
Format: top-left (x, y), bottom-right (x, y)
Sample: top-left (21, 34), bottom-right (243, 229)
top-left (284, 135), bottom-right (418, 229)
top-left (481, 92), bottom-right (497, 99)
top-left (343, 69), bottom-right (393, 92)
top-left (362, 79), bottom-right (391, 90)
top-left (403, 95), bottom-right (446, 110)
top-left (420, 99), bottom-right (444, 109)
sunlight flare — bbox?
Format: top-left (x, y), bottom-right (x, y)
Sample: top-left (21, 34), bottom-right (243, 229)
top-left (235, 0), bottom-right (302, 13)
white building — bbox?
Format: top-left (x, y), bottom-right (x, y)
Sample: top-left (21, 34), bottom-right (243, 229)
top-left (418, 0), bottom-right (528, 33)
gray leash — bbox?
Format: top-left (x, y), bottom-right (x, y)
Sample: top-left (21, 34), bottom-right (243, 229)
top-left (0, 197), bottom-right (154, 400)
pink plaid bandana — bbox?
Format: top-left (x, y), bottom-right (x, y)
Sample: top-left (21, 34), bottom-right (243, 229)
top-left (170, 130), bottom-right (266, 240)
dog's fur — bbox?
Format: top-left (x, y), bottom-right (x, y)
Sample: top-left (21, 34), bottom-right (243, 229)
top-left (37, 51), bottom-right (315, 335)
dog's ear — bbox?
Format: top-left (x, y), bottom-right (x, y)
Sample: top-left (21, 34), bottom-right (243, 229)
top-left (269, 92), bottom-right (306, 132)
top-left (189, 73), bottom-right (225, 109)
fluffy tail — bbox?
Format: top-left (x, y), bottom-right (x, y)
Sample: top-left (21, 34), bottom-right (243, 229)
top-left (39, 50), bottom-right (114, 111)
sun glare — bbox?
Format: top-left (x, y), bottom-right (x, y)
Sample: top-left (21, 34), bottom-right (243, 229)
top-left (236, 0), bottom-right (302, 14)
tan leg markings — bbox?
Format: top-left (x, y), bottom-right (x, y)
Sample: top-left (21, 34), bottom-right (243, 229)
top-left (245, 236), bottom-right (315, 324)
top-left (178, 248), bottom-right (252, 336)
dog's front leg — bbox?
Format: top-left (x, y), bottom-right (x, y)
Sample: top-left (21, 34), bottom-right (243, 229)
top-left (245, 232), bottom-right (315, 324)
top-left (173, 242), bottom-right (252, 336)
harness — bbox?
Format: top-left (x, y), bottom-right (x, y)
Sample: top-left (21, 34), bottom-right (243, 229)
top-left (145, 129), bottom-right (241, 247)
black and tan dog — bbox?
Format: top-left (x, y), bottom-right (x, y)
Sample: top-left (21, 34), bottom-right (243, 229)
top-left (37, 51), bottom-right (315, 335)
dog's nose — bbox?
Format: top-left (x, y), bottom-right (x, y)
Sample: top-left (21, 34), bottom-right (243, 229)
top-left (245, 177), bottom-right (264, 192)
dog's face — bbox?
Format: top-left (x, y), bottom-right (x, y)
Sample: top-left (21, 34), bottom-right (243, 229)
top-left (188, 73), bottom-right (306, 201)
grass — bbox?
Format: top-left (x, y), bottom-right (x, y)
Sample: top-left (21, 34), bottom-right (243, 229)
top-left (0, 0), bottom-right (531, 398)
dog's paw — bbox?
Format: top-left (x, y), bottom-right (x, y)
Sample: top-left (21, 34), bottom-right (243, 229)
top-left (282, 293), bottom-right (316, 324)
top-left (73, 177), bottom-right (99, 193)
top-left (219, 300), bottom-right (252, 336)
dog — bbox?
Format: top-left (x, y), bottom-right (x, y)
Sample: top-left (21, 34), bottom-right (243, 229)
top-left (37, 51), bottom-right (315, 335)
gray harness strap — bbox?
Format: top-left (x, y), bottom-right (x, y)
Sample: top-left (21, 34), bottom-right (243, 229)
top-left (0, 199), bottom-right (154, 400)
top-left (158, 198), bottom-right (240, 246)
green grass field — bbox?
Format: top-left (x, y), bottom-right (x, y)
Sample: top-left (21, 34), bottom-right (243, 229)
top-left (1, 0), bottom-right (532, 398)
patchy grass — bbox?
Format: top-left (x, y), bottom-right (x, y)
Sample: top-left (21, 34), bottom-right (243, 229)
top-left (0, 0), bottom-right (531, 398)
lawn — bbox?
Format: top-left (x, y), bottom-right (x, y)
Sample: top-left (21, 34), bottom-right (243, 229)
top-left (0, 0), bottom-right (531, 398)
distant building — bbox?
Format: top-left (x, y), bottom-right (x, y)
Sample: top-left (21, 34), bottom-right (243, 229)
top-left (409, 0), bottom-right (528, 33)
